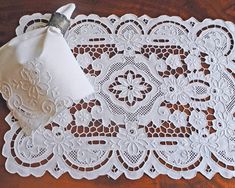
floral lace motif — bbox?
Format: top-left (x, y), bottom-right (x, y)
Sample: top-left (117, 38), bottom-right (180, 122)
top-left (2, 14), bottom-right (235, 180)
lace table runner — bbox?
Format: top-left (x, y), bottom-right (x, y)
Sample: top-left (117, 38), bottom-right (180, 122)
top-left (2, 13), bottom-right (235, 180)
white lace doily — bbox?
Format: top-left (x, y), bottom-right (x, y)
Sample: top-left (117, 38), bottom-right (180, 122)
top-left (2, 13), bottom-right (235, 180)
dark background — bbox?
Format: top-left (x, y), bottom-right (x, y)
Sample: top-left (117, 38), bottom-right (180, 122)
top-left (0, 0), bottom-right (235, 187)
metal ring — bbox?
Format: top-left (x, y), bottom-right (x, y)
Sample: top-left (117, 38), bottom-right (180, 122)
top-left (48, 12), bottom-right (70, 35)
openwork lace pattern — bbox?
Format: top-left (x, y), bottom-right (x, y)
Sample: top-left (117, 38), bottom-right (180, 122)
top-left (2, 13), bottom-right (235, 179)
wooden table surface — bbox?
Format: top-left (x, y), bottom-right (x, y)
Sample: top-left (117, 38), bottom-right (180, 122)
top-left (0, 0), bottom-right (235, 187)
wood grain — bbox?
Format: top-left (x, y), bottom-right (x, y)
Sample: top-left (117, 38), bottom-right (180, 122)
top-left (0, 0), bottom-right (235, 187)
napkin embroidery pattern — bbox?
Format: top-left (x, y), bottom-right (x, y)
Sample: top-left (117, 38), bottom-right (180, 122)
top-left (0, 59), bottom-right (73, 134)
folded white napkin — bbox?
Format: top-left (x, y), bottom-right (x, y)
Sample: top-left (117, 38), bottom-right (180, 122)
top-left (0, 4), bottom-right (94, 135)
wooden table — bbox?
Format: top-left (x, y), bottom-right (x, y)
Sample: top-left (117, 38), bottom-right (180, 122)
top-left (0, 0), bottom-right (235, 187)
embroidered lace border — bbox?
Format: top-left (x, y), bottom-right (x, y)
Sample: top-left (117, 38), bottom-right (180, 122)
top-left (2, 13), bottom-right (235, 179)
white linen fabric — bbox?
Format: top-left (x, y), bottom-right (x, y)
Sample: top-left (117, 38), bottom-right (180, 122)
top-left (2, 11), bottom-right (235, 180)
top-left (0, 4), bottom-right (94, 134)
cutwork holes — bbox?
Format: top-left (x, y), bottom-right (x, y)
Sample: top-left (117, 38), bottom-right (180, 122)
top-left (88, 140), bottom-right (106, 145)
top-left (89, 38), bottom-right (105, 42)
top-left (129, 129), bottom-right (135, 134)
top-left (212, 89), bottom-right (217, 94)
top-left (128, 85), bottom-right (133, 90)
top-left (62, 151), bottom-right (113, 171)
top-left (160, 141), bottom-right (177, 145)
top-left (116, 150), bottom-right (150, 171)
top-left (55, 132), bottom-right (61, 137)
top-left (202, 134), bottom-right (207, 138)
top-left (147, 21), bottom-right (189, 35)
top-left (211, 153), bottom-right (235, 171)
top-left (23, 19), bottom-right (48, 33)
top-left (112, 166), bottom-right (118, 173)
top-left (54, 164), bottom-right (60, 172)
top-left (150, 165), bottom-right (156, 173)
top-left (169, 87), bottom-right (174, 92)
top-left (68, 100), bottom-right (119, 137)
top-left (73, 44), bottom-right (118, 60)
top-left (153, 151), bottom-right (202, 171)
top-left (115, 20), bottom-right (144, 35)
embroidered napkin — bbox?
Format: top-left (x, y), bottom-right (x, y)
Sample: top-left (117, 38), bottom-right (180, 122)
top-left (0, 4), bottom-right (94, 134)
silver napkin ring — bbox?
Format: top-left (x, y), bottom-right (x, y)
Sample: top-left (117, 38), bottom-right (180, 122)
top-left (48, 12), bottom-right (70, 35)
